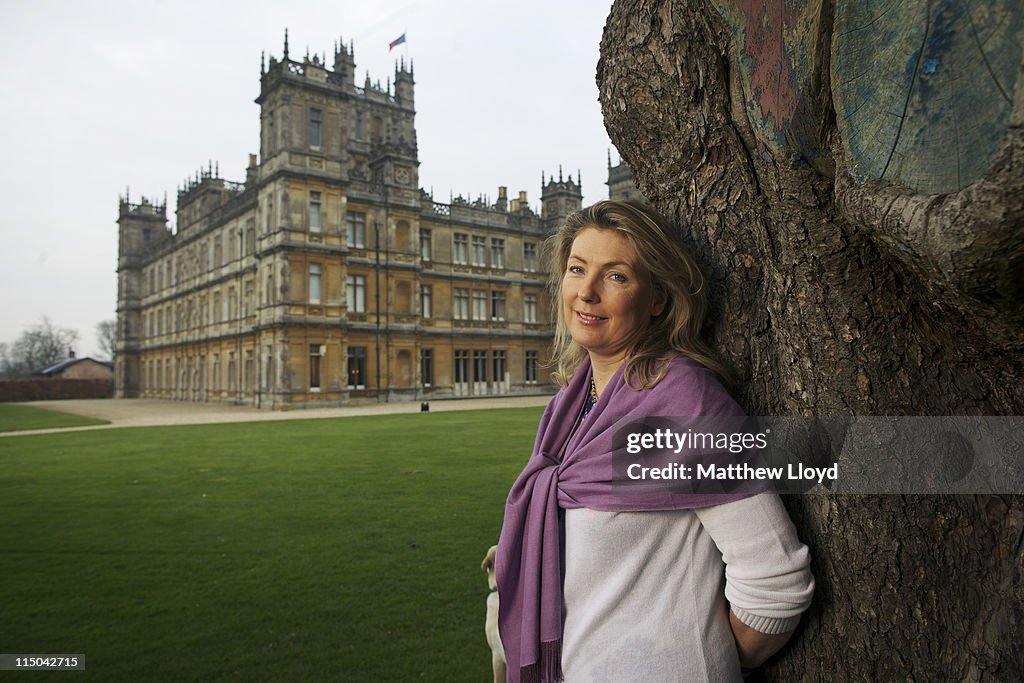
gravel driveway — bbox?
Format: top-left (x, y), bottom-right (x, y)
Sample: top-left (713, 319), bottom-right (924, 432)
top-left (4, 395), bottom-right (553, 436)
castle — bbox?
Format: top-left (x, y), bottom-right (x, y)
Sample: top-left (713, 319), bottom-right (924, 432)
top-left (114, 34), bottom-right (590, 407)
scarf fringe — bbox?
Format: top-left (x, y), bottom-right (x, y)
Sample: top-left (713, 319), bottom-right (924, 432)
top-left (519, 639), bottom-right (563, 683)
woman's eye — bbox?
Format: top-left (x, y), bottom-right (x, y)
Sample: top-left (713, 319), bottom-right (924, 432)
top-left (610, 273), bottom-right (627, 282)
top-left (568, 265), bottom-right (583, 274)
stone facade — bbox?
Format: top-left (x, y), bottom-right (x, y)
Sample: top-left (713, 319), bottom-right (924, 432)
top-left (115, 36), bottom-right (583, 408)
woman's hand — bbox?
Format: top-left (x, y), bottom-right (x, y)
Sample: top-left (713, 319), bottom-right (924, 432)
top-left (481, 544), bottom-right (498, 573)
top-left (729, 609), bottom-right (794, 671)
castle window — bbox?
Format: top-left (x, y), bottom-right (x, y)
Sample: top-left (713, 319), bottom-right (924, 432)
top-left (453, 233), bottom-right (468, 265)
top-left (473, 350), bottom-right (488, 384)
top-left (346, 211), bottom-right (366, 248)
top-left (525, 351), bottom-right (539, 384)
top-left (266, 112), bottom-right (274, 156)
top-left (420, 228), bottom-right (432, 261)
top-left (420, 349), bottom-right (433, 387)
top-left (454, 350), bottom-right (470, 384)
top-left (243, 280), bottom-right (253, 318)
top-left (524, 293), bottom-right (538, 323)
top-left (492, 350), bottom-right (507, 387)
top-left (453, 288), bottom-right (469, 320)
top-left (347, 346), bottom-right (367, 389)
top-left (228, 352), bottom-right (237, 392)
top-left (524, 242), bottom-right (538, 272)
top-left (309, 191), bottom-right (322, 233)
top-left (491, 290), bottom-right (506, 321)
top-left (355, 111), bottom-right (363, 139)
top-left (245, 350), bottom-right (254, 391)
top-left (420, 284), bottom-right (432, 318)
top-left (472, 290), bottom-right (487, 320)
top-left (491, 238), bottom-right (505, 269)
top-left (471, 236), bottom-right (487, 266)
top-left (346, 274), bottom-right (366, 312)
top-left (309, 263), bottom-right (321, 304)
top-left (309, 108), bottom-right (322, 147)
top-left (309, 344), bottom-right (322, 391)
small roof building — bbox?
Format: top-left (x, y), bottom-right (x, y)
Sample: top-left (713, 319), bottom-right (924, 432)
top-left (35, 355), bottom-right (114, 381)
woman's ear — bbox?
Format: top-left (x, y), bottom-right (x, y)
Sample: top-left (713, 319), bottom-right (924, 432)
top-left (651, 287), bottom-right (668, 317)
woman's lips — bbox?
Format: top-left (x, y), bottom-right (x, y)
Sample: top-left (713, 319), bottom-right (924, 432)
top-left (575, 311), bottom-right (608, 326)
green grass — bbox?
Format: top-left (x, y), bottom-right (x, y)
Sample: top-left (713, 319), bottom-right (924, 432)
top-left (0, 404), bottom-right (109, 433)
top-left (0, 407), bottom-right (543, 682)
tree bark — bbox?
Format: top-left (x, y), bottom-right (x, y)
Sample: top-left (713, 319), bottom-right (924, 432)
top-left (598, 0), bottom-right (1024, 678)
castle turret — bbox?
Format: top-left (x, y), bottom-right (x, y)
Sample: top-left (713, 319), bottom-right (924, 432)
top-left (116, 193), bottom-right (170, 398)
top-left (394, 56), bottom-right (415, 106)
top-left (541, 166), bottom-right (583, 228)
top-left (607, 153), bottom-right (642, 201)
top-left (332, 38), bottom-right (356, 90)
top-left (117, 193), bottom-right (170, 269)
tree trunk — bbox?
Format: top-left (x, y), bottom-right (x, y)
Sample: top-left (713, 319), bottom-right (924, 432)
top-left (598, 0), bottom-right (1024, 679)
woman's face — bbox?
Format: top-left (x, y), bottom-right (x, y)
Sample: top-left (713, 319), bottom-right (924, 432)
top-left (562, 226), bottom-right (664, 367)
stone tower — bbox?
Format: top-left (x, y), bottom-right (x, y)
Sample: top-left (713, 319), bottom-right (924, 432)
top-left (115, 193), bottom-right (171, 397)
top-left (606, 152), bottom-right (643, 202)
top-left (540, 166), bottom-right (584, 228)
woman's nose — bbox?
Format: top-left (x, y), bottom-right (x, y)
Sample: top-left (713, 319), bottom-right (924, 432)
top-left (578, 277), bottom-right (598, 302)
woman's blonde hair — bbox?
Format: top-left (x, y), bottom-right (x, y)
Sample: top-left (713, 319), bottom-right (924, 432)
top-left (547, 200), bottom-right (728, 389)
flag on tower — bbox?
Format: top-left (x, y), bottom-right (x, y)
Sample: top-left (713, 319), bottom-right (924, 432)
top-left (389, 33), bottom-right (406, 51)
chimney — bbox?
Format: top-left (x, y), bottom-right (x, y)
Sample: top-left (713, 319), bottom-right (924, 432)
top-left (246, 153), bottom-right (259, 187)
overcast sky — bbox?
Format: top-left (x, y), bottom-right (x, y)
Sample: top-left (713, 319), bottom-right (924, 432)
top-left (0, 0), bottom-right (617, 359)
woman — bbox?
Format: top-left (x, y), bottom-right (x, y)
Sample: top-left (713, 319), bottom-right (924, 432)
top-left (491, 201), bottom-right (814, 682)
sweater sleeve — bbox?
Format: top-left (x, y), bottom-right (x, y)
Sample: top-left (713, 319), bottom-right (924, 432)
top-left (694, 492), bottom-right (815, 634)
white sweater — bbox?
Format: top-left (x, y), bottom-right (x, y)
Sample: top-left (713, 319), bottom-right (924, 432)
top-left (561, 493), bottom-right (814, 682)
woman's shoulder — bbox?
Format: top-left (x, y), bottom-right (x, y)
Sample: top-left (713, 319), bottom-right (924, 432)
top-left (649, 355), bottom-right (743, 417)
top-left (658, 354), bottom-right (725, 387)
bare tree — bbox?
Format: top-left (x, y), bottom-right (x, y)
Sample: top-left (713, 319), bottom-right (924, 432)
top-left (96, 319), bottom-right (117, 362)
top-left (0, 317), bottom-right (79, 379)
top-left (599, 0), bottom-right (1022, 679)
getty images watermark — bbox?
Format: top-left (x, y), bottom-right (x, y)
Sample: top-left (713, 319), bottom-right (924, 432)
top-left (611, 416), bottom-right (1024, 495)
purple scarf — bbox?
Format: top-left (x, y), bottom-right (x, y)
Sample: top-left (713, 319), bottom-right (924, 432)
top-left (495, 355), bottom-right (750, 683)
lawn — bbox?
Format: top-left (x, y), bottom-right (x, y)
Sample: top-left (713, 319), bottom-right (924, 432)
top-left (0, 404), bottom-right (109, 433)
top-left (0, 407), bottom-right (544, 681)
